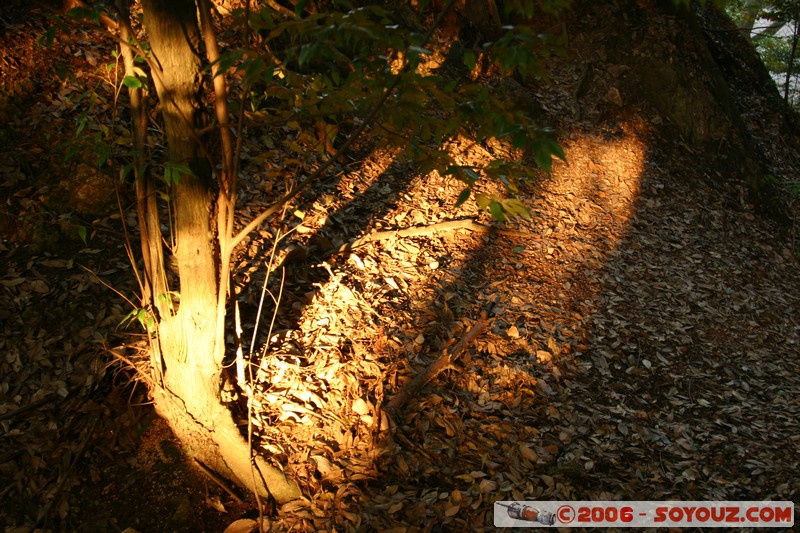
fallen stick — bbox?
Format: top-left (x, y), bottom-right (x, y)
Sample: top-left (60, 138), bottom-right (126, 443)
top-left (0, 393), bottom-right (58, 421)
top-left (34, 417), bottom-right (99, 528)
top-left (386, 316), bottom-right (487, 413)
top-left (334, 218), bottom-right (529, 255)
top-left (195, 458), bottom-right (244, 503)
top-left (274, 219), bottom-right (530, 265)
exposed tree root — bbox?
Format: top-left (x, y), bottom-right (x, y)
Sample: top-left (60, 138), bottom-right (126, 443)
top-left (153, 388), bottom-right (301, 505)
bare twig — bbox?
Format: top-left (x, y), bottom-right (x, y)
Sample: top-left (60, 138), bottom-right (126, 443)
top-left (194, 459), bottom-right (244, 503)
top-left (105, 347), bottom-right (159, 390)
top-left (78, 264), bottom-right (138, 310)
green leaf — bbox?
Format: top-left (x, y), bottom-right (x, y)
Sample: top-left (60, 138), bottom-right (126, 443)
top-left (455, 187), bottom-right (471, 207)
top-left (243, 59), bottom-right (271, 86)
top-left (464, 50), bottom-right (477, 70)
top-left (121, 162), bottom-right (135, 181)
top-left (443, 165), bottom-right (480, 185)
top-left (215, 49), bottom-right (243, 77)
top-left (164, 162), bottom-right (194, 186)
top-left (550, 139), bottom-right (566, 161)
top-left (37, 27), bottom-right (57, 48)
top-left (119, 307), bottom-right (156, 330)
top-left (503, 198), bottom-right (531, 219)
top-left (95, 143), bottom-right (111, 168)
top-left (164, 167), bottom-right (179, 186)
top-left (489, 200), bottom-right (505, 222)
top-left (67, 6), bottom-right (100, 25)
top-left (532, 135), bottom-right (565, 173)
top-left (299, 43), bottom-right (318, 68)
top-left (123, 76), bottom-right (142, 89)
top-left (77, 226), bottom-right (88, 245)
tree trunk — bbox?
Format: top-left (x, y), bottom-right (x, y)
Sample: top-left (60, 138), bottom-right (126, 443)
top-left (139, 0), bottom-right (300, 504)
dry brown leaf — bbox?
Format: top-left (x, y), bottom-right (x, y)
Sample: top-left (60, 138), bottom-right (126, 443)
top-left (519, 444), bottom-right (538, 462)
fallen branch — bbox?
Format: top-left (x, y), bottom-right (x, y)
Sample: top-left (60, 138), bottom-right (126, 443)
top-left (386, 315), bottom-right (488, 413)
top-left (0, 393), bottom-right (58, 422)
top-left (34, 418), bottom-right (99, 528)
top-left (334, 218), bottom-right (530, 255)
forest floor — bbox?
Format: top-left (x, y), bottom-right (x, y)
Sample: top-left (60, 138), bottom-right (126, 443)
top-left (1, 1), bottom-right (799, 532)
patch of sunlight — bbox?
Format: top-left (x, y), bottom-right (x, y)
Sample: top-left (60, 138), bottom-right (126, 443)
top-left (550, 120), bottom-right (648, 230)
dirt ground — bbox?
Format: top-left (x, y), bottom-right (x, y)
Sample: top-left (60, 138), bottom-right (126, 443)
top-left (1, 1), bottom-right (798, 532)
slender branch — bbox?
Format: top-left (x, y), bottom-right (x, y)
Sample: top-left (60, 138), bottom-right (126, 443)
top-left (78, 263), bottom-right (138, 309)
top-left (116, 0), bottom-right (150, 293)
top-left (108, 9), bottom-right (147, 304)
top-left (197, 0), bottom-right (240, 363)
top-left (264, 0), bottom-right (297, 17)
top-left (194, 459), bottom-right (244, 502)
top-left (197, 0), bottom-right (235, 197)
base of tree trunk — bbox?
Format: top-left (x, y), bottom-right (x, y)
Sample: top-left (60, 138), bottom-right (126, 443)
top-left (152, 388), bottom-right (301, 504)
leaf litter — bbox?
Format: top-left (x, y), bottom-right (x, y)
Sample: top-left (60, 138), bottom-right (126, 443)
top-left (229, 118), bottom-right (799, 530)
top-left (1, 2), bottom-right (799, 532)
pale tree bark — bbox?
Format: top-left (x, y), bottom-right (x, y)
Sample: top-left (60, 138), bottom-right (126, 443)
top-left (137, 0), bottom-right (300, 504)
